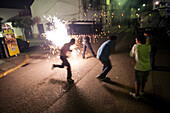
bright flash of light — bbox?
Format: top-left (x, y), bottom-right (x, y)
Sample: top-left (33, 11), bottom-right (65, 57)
top-left (45, 16), bottom-right (71, 48)
top-left (70, 45), bottom-right (77, 58)
top-left (71, 49), bottom-right (77, 58)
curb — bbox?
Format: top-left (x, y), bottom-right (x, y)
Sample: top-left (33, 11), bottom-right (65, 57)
top-left (0, 55), bottom-right (29, 78)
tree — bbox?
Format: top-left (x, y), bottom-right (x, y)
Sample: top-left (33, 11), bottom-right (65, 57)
top-left (9, 16), bottom-right (40, 40)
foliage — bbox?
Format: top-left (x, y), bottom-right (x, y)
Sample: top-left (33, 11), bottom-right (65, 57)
top-left (11, 17), bottom-right (33, 28)
top-left (10, 16), bottom-right (41, 28)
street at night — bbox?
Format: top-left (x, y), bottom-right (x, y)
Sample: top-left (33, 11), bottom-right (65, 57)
top-left (0, 0), bottom-right (170, 113)
top-left (0, 27), bottom-right (170, 113)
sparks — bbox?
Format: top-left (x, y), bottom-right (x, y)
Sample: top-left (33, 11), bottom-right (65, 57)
top-left (45, 16), bottom-right (71, 48)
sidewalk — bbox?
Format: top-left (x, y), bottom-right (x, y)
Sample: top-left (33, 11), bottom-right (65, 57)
top-left (0, 38), bottom-right (46, 78)
top-left (0, 54), bottom-right (28, 78)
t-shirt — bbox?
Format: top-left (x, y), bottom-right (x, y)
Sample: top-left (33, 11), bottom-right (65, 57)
top-left (60, 43), bottom-right (70, 56)
top-left (97, 40), bottom-right (114, 61)
top-left (130, 44), bottom-right (151, 71)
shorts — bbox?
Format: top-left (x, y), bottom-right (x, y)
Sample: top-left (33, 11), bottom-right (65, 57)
top-left (135, 70), bottom-right (150, 85)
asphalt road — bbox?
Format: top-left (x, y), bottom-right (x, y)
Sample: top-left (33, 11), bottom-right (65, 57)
top-left (0, 28), bottom-right (170, 113)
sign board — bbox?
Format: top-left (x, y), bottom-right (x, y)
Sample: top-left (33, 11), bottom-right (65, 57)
top-left (2, 24), bottom-right (20, 56)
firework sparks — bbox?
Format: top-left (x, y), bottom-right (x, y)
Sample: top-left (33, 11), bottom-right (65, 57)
top-left (44, 16), bottom-right (81, 58)
top-left (45, 16), bottom-right (71, 48)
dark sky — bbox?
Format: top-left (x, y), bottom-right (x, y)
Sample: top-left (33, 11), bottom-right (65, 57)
top-left (0, 0), bottom-right (34, 9)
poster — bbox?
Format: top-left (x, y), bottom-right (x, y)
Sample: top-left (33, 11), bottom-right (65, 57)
top-left (2, 24), bottom-right (20, 56)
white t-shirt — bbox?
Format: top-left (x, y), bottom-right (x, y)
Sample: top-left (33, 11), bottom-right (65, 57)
top-left (130, 44), bottom-right (151, 71)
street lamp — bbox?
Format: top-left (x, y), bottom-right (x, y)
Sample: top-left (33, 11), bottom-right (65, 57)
top-left (143, 4), bottom-right (146, 7)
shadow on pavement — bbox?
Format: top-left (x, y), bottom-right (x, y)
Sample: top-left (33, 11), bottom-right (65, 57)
top-left (103, 85), bottom-right (169, 113)
top-left (49, 78), bottom-right (67, 85)
top-left (49, 78), bottom-right (75, 89)
top-left (46, 86), bottom-right (102, 113)
top-left (141, 93), bottom-right (170, 113)
top-left (63, 86), bottom-right (102, 113)
top-left (103, 79), bottom-right (133, 91)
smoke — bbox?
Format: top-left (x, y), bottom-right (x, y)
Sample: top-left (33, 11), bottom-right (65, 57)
top-left (120, 0), bottom-right (137, 10)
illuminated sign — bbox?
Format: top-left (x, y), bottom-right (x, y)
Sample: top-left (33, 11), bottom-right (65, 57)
top-left (2, 24), bottom-right (20, 56)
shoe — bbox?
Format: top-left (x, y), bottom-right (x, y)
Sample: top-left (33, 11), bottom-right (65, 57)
top-left (82, 56), bottom-right (85, 59)
top-left (67, 78), bottom-right (74, 83)
top-left (96, 75), bottom-right (108, 80)
top-left (129, 92), bottom-right (140, 100)
top-left (103, 77), bottom-right (110, 81)
top-left (96, 75), bottom-right (105, 79)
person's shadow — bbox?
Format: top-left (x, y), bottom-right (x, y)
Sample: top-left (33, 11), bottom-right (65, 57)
top-left (47, 83), bottom-right (102, 113)
top-left (49, 78), bottom-right (74, 90)
top-left (102, 78), bottom-right (169, 113)
top-left (102, 78), bottom-right (133, 91)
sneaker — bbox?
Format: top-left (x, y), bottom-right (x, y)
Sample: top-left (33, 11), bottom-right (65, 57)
top-left (96, 76), bottom-right (110, 81)
top-left (96, 75), bottom-right (106, 80)
top-left (129, 92), bottom-right (140, 100)
top-left (67, 78), bottom-right (74, 83)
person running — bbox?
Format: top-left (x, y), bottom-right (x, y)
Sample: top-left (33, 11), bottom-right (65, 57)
top-left (96, 35), bottom-right (117, 80)
top-left (52, 39), bottom-right (75, 83)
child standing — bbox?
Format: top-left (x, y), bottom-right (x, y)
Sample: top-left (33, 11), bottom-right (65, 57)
top-left (129, 35), bottom-right (151, 99)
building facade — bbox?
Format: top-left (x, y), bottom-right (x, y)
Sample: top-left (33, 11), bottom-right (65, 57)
top-left (30, 0), bottom-right (84, 37)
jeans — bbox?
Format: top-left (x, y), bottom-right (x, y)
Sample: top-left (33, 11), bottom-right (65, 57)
top-left (53, 56), bottom-right (72, 79)
top-left (82, 42), bottom-right (96, 58)
top-left (98, 59), bottom-right (112, 78)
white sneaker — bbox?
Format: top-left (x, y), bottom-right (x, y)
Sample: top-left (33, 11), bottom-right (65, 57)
top-left (129, 92), bottom-right (140, 100)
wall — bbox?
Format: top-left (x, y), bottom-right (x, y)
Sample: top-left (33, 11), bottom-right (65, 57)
top-left (31, 0), bottom-right (84, 35)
